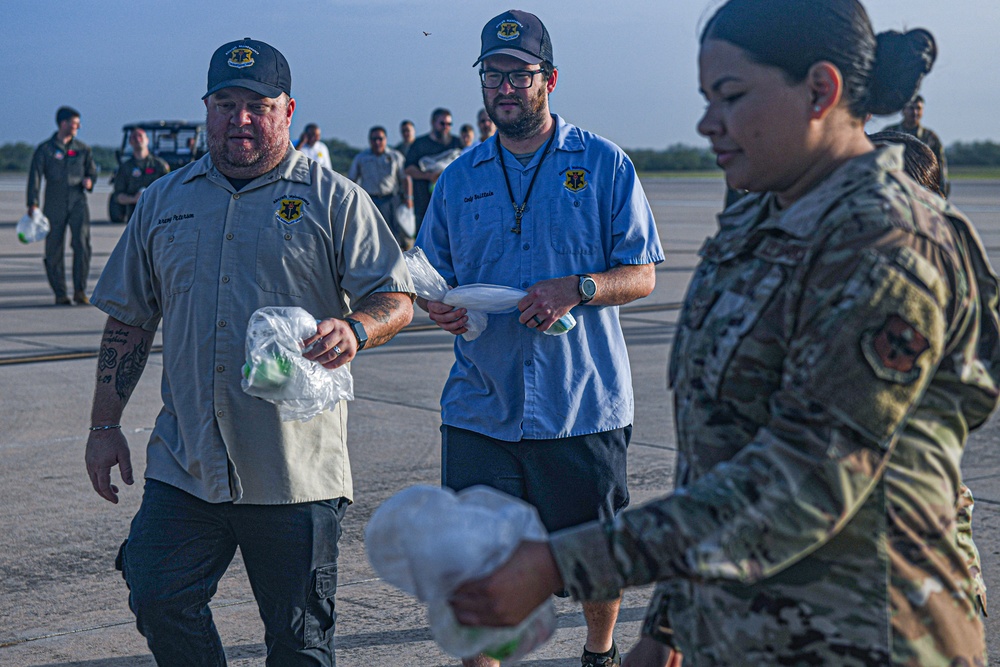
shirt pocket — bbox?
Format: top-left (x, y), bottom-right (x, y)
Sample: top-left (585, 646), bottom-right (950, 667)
top-left (255, 228), bottom-right (321, 297)
top-left (549, 192), bottom-right (602, 255)
top-left (152, 228), bottom-right (199, 295)
top-left (454, 206), bottom-right (505, 271)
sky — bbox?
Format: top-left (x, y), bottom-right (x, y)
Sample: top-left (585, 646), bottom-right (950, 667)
top-left (5, 0), bottom-right (999, 152)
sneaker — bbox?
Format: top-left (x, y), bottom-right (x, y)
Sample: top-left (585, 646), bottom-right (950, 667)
top-left (55, 295), bottom-right (72, 306)
top-left (582, 642), bottom-right (620, 667)
top-left (73, 291), bottom-right (91, 305)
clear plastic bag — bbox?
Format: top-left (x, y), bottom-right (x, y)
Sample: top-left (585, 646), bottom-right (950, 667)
top-left (366, 485), bottom-right (556, 663)
top-left (394, 203), bottom-right (416, 238)
top-left (403, 248), bottom-right (576, 340)
top-left (418, 148), bottom-right (463, 175)
top-left (17, 209), bottom-right (50, 244)
top-left (241, 306), bottom-right (353, 422)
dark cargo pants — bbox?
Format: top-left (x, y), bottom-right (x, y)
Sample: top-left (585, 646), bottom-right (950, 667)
top-left (118, 479), bottom-right (347, 666)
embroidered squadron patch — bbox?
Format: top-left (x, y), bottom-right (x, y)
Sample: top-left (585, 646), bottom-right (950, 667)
top-left (860, 314), bottom-right (930, 384)
top-left (276, 198), bottom-right (305, 224)
top-left (497, 20), bottom-right (522, 40)
top-left (564, 169), bottom-right (588, 192)
top-left (228, 46), bottom-right (256, 69)
top-left (132, 168), bottom-right (142, 178)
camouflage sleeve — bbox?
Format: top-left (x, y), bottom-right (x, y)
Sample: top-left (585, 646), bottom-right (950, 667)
top-left (551, 218), bottom-right (956, 600)
top-left (956, 484), bottom-right (988, 615)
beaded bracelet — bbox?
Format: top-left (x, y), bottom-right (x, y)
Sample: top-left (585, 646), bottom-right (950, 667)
top-left (89, 424), bottom-right (122, 431)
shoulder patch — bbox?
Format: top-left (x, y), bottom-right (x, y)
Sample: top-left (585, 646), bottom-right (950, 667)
top-left (861, 314), bottom-right (930, 384)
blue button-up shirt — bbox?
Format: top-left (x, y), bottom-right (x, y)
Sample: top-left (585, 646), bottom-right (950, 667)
top-left (416, 115), bottom-right (663, 441)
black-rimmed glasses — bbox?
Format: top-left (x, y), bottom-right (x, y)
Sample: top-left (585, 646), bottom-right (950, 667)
top-left (479, 69), bottom-right (545, 89)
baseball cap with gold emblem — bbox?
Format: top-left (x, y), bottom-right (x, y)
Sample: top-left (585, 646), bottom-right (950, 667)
top-left (474, 10), bottom-right (553, 66)
top-left (203, 38), bottom-right (291, 99)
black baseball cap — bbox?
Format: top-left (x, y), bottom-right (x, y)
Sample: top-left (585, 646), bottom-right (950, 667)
top-left (203, 38), bottom-right (291, 99)
top-left (474, 10), bottom-right (553, 67)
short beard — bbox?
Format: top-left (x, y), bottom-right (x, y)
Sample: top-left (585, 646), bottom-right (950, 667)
top-left (485, 89), bottom-right (549, 142)
top-left (207, 113), bottom-right (289, 179)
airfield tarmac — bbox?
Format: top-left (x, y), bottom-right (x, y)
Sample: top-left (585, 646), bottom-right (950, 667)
top-left (1, 173), bottom-right (998, 665)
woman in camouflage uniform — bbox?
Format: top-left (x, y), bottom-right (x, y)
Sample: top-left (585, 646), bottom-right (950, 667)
top-left (450, 1), bottom-right (1000, 665)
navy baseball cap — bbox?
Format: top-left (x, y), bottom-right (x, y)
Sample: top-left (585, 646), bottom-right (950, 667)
top-left (203, 38), bottom-right (291, 99)
top-left (474, 10), bottom-right (553, 67)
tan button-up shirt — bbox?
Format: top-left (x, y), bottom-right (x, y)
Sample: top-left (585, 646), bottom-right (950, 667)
top-left (93, 147), bottom-right (413, 504)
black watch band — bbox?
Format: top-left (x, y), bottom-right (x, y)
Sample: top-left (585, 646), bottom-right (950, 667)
top-left (345, 317), bottom-right (368, 350)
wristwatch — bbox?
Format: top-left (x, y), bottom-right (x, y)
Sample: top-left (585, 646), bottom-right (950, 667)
top-left (578, 274), bottom-right (597, 304)
top-left (345, 317), bottom-right (368, 350)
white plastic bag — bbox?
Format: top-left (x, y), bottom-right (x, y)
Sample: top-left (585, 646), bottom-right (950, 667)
top-left (403, 248), bottom-right (576, 341)
top-left (241, 306), bottom-right (353, 422)
top-left (17, 209), bottom-right (50, 244)
top-left (394, 203), bottom-right (416, 238)
top-left (418, 148), bottom-right (463, 175)
top-left (366, 485), bottom-right (556, 663)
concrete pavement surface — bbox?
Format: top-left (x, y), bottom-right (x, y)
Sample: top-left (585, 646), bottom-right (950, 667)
top-left (1, 173), bottom-right (998, 665)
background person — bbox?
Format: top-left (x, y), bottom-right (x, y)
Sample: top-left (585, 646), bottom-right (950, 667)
top-left (404, 107), bottom-right (463, 233)
top-left (416, 10), bottom-right (663, 667)
top-left (397, 119), bottom-right (416, 154)
top-left (448, 2), bottom-right (1000, 666)
top-left (111, 128), bottom-right (170, 224)
top-left (295, 122), bottom-right (333, 170)
top-left (348, 125), bottom-right (414, 249)
top-left (477, 107), bottom-right (496, 143)
top-left (84, 38), bottom-right (414, 666)
top-left (882, 95), bottom-right (949, 196)
top-left (459, 123), bottom-right (476, 154)
top-left (27, 105), bottom-right (98, 306)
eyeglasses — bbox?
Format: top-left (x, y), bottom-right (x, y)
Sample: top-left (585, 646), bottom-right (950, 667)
top-left (371, 136), bottom-right (386, 141)
top-left (480, 69), bottom-right (545, 89)
top-left (436, 120), bottom-right (452, 127)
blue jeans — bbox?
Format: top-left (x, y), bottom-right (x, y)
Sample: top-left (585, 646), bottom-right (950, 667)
top-left (117, 479), bottom-right (348, 666)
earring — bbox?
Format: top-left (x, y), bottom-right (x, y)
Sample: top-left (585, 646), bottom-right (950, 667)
top-left (812, 105), bottom-right (822, 113)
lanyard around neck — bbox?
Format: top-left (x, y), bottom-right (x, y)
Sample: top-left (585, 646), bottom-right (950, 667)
top-left (496, 129), bottom-right (557, 234)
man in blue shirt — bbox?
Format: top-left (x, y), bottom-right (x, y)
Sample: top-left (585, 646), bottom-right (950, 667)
top-left (415, 10), bottom-right (663, 667)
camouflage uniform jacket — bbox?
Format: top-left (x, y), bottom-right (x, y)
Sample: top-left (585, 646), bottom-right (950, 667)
top-left (549, 147), bottom-right (1000, 666)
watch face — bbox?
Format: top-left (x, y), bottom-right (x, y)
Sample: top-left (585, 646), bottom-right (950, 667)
top-left (580, 276), bottom-right (597, 299)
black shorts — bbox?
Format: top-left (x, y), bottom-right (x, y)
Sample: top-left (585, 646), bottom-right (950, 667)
top-left (441, 425), bottom-right (631, 533)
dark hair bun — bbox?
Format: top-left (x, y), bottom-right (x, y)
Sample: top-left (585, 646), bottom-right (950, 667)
top-left (866, 28), bottom-right (936, 116)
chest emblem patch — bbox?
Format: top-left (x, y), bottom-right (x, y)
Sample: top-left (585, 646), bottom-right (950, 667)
top-left (276, 198), bottom-right (304, 224)
top-left (132, 168), bottom-right (142, 178)
top-left (228, 46), bottom-right (256, 69)
top-left (564, 169), bottom-right (588, 192)
top-left (861, 314), bottom-right (929, 384)
top-left (497, 20), bottom-right (522, 40)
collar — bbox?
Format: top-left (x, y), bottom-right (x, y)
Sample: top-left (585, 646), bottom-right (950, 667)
top-left (471, 114), bottom-right (584, 168)
top-left (183, 144), bottom-right (311, 188)
top-left (51, 132), bottom-right (78, 149)
top-left (717, 146), bottom-right (905, 240)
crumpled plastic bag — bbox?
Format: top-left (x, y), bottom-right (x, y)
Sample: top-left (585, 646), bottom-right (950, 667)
top-left (403, 247), bottom-right (575, 341)
top-left (366, 485), bottom-right (556, 663)
top-left (394, 203), bottom-right (416, 238)
top-left (241, 306), bottom-right (353, 422)
top-left (17, 209), bottom-right (50, 244)
top-left (418, 148), bottom-right (463, 175)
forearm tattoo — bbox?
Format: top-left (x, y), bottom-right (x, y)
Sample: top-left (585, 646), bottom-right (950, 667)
top-left (358, 293), bottom-right (397, 324)
top-left (357, 293), bottom-right (408, 348)
top-left (98, 328), bottom-right (150, 403)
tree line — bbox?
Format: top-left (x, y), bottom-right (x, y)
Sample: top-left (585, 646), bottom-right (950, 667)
top-left (2, 139), bottom-right (1000, 175)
